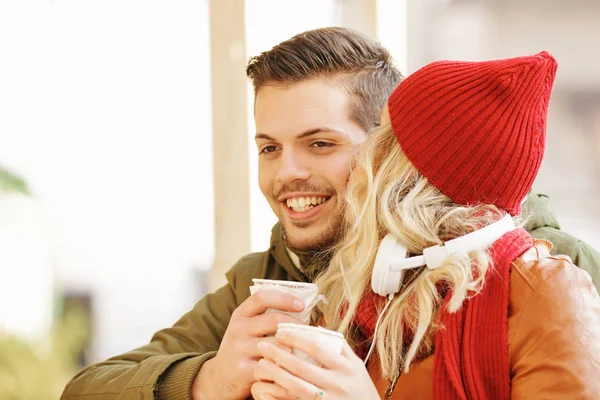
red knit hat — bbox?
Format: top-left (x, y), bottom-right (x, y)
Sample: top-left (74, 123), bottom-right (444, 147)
top-left (388, 52), bottom-right (557, 215)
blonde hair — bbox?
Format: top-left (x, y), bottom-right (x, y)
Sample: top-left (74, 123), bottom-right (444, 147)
top-left (315, 120), bottom-right (511, 378)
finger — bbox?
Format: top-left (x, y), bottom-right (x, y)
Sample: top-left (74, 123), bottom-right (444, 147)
top-left (275, 329), bottom-right (352, 371)
top-left (255, 357), bottom-right (323, 400)
top-left (236, 290), bottom-right (305, 317)
top-left (250, 381), bottom-right (277, 400)
top-left (264, 337), bottom-right (293, 354)
top-left (246, 337), bottom-right (292, 359)
top-left (251, 381), bottom-right (297, 400)
top-left (341, 339), bottom-right (362, 362)
top-left (247, 312), bottom-right (306, 337)
top-left (257, 341), bottom-right (332, 390)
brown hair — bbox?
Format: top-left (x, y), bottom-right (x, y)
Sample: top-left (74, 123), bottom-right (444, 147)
top-left (246, 27), bottom-right (403, 131)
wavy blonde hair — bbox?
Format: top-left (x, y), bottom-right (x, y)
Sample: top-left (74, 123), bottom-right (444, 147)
top-left (315, 120), bottom-right (512, 378)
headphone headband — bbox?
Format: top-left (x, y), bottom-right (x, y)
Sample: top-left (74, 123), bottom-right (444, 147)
top-left (372, 215), bottom-right (515, 296)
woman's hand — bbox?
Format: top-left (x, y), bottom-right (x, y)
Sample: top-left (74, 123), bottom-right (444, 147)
top-left (252, 329), bottom-right (381, 400)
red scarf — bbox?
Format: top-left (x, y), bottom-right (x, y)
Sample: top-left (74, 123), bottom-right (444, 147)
top-left (354, 228), bottom-right (533, 399)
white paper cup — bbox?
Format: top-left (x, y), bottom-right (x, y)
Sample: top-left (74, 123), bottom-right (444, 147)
top-left (250, 279), bottom-right (326, 324)
top-left (277, 323), bottom-right (345, 366)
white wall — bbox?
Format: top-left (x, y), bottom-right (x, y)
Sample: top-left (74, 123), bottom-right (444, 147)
top-left (0, 193), bottom-right (53, 339)
top-left (0, 0), bottom-right (213, 362)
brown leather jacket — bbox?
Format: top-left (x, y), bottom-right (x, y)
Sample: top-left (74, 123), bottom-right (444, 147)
top-left (369, 239), bottom-right (600, 399)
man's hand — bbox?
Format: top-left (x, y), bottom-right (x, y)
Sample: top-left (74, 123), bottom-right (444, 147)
top-left (191, 290), bottom-right (306, 400)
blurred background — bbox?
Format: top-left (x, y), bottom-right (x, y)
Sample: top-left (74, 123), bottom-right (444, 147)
top-left (0, 0), bottom-right (598, 397)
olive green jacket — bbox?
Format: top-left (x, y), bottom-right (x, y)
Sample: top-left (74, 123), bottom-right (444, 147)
top-left (61, 191), bottom-right (600, 400)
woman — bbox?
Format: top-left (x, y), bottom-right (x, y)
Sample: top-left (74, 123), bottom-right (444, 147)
top-left (251, 52), bottom-right (600, 399)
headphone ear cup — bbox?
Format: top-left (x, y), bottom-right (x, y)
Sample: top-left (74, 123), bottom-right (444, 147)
top-left (372, 235), bottom-right (408, 297)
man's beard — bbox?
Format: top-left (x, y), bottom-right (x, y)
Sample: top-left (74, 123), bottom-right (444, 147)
top-left (283, 221), bottom-right (346, 280)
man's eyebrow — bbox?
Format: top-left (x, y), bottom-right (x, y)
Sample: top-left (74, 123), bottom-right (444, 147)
top-left (254, 133), bottom-right (276, 141)
top-left (254, 127), bottom-right (343, 141)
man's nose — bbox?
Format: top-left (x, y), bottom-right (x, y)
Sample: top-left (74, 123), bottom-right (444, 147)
top-left (276, 149), bottom-right (310, 183)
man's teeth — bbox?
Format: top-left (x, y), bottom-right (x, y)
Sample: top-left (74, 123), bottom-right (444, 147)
top-left (286, 196), bottom-right (328, 212)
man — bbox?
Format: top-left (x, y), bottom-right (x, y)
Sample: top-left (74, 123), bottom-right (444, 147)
top-left (61, 27), bottom-right (600, 400)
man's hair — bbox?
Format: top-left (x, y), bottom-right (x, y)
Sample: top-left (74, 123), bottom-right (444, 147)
top-left (246, 27), bottom-right (403, 131)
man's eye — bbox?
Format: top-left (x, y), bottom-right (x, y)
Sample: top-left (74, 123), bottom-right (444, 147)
top-left (259, 145), bottom-right (279, 155)
top-left (311, 141), bottom-right (334, 148)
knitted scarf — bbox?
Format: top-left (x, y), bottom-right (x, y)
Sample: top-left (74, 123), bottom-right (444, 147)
top-left (354, 228), bottom-right (533, 399)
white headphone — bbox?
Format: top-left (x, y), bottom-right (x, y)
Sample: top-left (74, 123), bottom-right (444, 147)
top-left (362, 214), bottom-right (516, 365)
top-left (371, 214), bottom-right (516, 297)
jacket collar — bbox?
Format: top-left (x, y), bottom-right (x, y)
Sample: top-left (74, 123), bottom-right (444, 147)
top-left (268, 222), bottom-right (309, 282)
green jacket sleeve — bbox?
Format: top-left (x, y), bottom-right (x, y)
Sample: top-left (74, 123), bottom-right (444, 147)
top-left (61, 253), bottom-right (263, 400)
top-left (563, 235), bottom-right (600, 292)
top-left (524, 191), bottom-right (600, 293)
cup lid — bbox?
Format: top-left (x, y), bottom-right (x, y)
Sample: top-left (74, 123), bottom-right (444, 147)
top-left (252, 279), bottom-right (318, 289)
top-left (277, 323), bottom-right (344, 339)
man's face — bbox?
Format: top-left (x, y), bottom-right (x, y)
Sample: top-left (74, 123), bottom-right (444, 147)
top-left (254, 78), bottom-right (367, 252)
